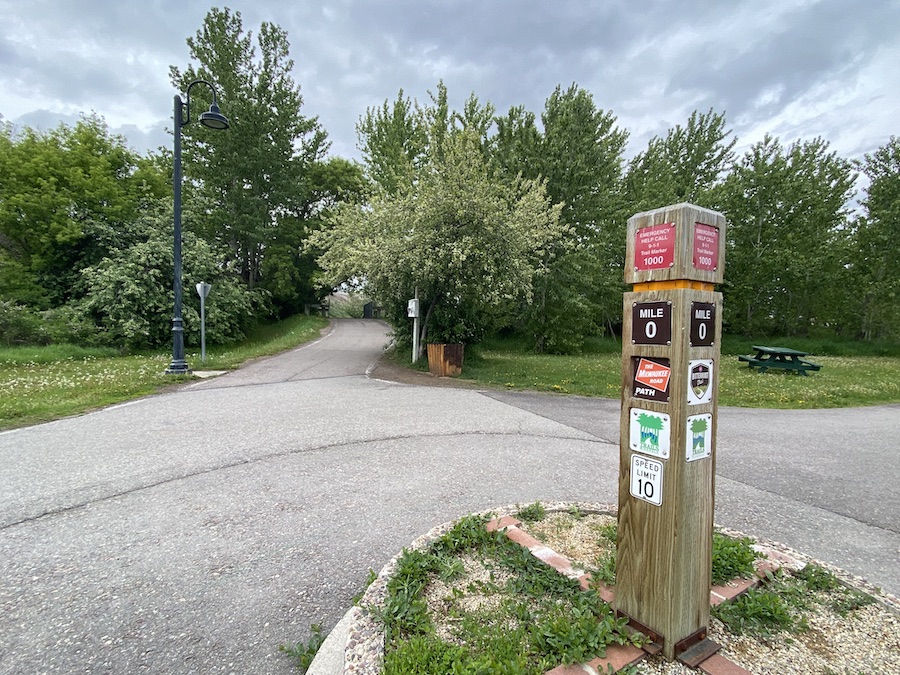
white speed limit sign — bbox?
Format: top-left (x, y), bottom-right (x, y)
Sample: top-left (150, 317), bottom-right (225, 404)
top-left (630, 454), bottom-right (663, 506)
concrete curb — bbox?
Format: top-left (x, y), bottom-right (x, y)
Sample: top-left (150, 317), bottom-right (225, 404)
top-left (307, 608), bottom-right (355, 675)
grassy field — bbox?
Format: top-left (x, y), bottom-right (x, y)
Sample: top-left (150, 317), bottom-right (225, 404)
top-left (453, 335), bottom-right (900, 409)
top-left (3, 322), bottom-right (899, 431)
top-left (0, 314), bottom-right (327, 431)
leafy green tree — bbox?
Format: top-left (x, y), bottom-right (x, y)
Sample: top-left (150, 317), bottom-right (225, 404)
top-left (0, 116), bottom-right (167, 308)
top-left (719, 135), bottom-right (856, 336)
top-left (492, 105), bottom-right (542, 179)
top-left (356, 89), bottom-right (427, 195)
top-left (357, 81), bottom-right (495, 196)
top-left (494, 85), bottom-right (628, 352)
top-left (171, 8), bottom-right (329, 301)
top-left (624, 109), bottom-right (736, 212)
top-left (313, 129), bottom-right (564, 349)
top-left (80, 208), bottom-right (260, 350)
top-left (262, 156), bottom-right (368, 316)
top-left (853, 137), bottom-right (900, 339)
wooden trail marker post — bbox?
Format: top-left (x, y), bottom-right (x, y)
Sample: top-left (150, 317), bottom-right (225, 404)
top-left (615, 203), bottom-right (726, 660)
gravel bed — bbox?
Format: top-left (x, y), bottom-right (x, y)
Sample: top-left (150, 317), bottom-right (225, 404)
top-left (340, 502), bottom-right (900, 674)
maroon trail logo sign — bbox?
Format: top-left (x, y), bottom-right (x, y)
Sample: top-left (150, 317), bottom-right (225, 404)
top-left (687, 359), bottom-right (713, 405)
top-left (633, 357), bottom-right (671, 402)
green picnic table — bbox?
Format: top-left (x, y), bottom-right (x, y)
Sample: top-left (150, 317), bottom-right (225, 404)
top-left (737, 345), bottom-right (822, 376)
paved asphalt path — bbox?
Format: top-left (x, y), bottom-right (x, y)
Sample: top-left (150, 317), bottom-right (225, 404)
top-left (1, 319), bottom-right (897, 673)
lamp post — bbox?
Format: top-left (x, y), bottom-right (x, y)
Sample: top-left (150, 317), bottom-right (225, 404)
top-left (165, 80), bottom-right (229, 375)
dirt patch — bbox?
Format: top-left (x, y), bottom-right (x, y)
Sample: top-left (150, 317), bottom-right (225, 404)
top-left (369, 351), bottom-right (484, 390)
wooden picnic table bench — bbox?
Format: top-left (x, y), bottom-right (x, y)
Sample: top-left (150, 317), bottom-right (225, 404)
top-left (738, 345), bottom-right (822, 376)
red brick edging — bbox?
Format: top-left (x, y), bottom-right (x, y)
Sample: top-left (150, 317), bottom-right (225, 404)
top-left (485, 514), bottom-right (786, 675)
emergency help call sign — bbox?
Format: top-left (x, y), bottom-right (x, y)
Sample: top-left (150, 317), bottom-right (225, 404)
top-left (692, 223), bottom-right (719, 271)
top-left (634, 223), bottom-right (676, 271)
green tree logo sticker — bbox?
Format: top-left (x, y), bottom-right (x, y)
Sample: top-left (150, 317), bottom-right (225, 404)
top-left (686, 413), bottom-right (712, 461)
top-left (630, 408), bottom-right (671, 459)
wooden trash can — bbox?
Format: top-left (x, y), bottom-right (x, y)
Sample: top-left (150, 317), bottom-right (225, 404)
top-left (427, 343), bottom-right (464, 377)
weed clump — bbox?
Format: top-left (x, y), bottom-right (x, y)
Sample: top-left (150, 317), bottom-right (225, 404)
top-left (711, 533), bottom-right (759, 585)
top-left (375, 514), bottom-right (640, 675)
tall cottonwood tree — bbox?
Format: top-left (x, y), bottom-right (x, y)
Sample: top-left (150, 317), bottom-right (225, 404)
top-left (357, 81), bottom-right (495, 195)
top-left (719, 135), bottom-right (856, 336)
top-left (356, 89), bottom-right (427, 195)
top-left (853, 137), bottom-right (900, 339)
top-left (492, 105), bottom-right (542, 179)
top-left (624, 109), bottom-right (735, 213)
top-left (494, 85), bottom-right (628, 352)
top-left (171, 8), bottom-right (329, 303)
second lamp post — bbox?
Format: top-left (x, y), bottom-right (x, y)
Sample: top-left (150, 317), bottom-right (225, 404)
top-left (166, 79), bottom-right (229, 375)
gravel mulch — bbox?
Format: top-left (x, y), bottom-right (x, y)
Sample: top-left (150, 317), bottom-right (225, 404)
top-left (343, 502), bottom-right (900, 675)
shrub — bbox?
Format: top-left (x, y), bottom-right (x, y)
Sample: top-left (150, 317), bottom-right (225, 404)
top-left (0, 301), bottom-right (45, 346)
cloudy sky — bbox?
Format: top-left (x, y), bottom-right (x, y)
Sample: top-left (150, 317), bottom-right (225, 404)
top-left (2, 0), bottom-right (898, 166)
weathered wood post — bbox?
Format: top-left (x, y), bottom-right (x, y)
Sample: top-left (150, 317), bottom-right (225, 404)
top-left (615, 203), bottom-right (726, 661)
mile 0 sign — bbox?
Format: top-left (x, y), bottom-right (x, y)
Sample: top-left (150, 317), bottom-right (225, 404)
top-left (632, 301), bottom-right (672, 345)
top-left (690, 302), bottom-right (715, 347)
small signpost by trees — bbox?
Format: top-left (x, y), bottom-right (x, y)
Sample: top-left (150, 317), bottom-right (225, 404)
top-left (196, 282), bottom-right (211, 363)
top-left (616, 203), bottom-right (726, 661)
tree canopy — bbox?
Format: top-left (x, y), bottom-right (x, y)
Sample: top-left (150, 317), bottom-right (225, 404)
top-left (0, 116), bottom-right (167, 309)
top-left (2, 9), bottom-right (897, 352)
top-left (494, 85), bottom-right (630, 351)
top-left (314, 126), bottom-right (564, 347)
top-left (718, 135), bottom-right (856, 336)
top-left (170, 7), bottom-right (351, 315)
top-left (852, 137), bottom-right (900, 339)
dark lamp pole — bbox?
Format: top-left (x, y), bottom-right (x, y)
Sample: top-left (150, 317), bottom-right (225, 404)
top-left (166, 80), bottom-right (229, 375)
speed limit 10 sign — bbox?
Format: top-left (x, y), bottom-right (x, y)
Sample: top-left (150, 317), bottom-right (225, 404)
top-left (632, 301), bottom-right (672, 345)
top-left (630, 454), bottom-right (663, 506)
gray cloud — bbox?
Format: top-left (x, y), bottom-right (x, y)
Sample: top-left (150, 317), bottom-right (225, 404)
top-left (1, 0), bottom-right (897, 163)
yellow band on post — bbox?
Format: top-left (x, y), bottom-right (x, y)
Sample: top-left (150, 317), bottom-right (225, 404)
top-left (633, 280), bottom-right (715, 292)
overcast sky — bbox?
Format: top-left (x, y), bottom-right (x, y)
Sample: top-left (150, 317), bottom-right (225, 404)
top-left (2, 0), bottom-right (898, 167)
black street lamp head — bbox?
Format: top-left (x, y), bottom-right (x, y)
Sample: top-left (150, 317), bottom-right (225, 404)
top-left (199, 101), bottom-right (229, 130)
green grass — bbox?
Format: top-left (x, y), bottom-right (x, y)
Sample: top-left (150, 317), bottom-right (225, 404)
top-left (712, 584), bottom-right (803, 639)
top-left (5, 321), bottom-right (898, 432)
top-left (711, 533), bottom-right (760, 586)
top-left (360, 511), bottom-right (883, 675)
top-left (0, 315), bottom-right (328, 431)
top-left (453, 335), bottom-right (900, 409)
top-left (375, 514), bottom-right (643, 675)
top-left (711, 564), bottom-right (875, 640)
top-left (0, 344), bottom-right (121, 364)
top-left (279, 624), bottom-right (326, 673)
top-left (514, 501), bottom-right (547, 523)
